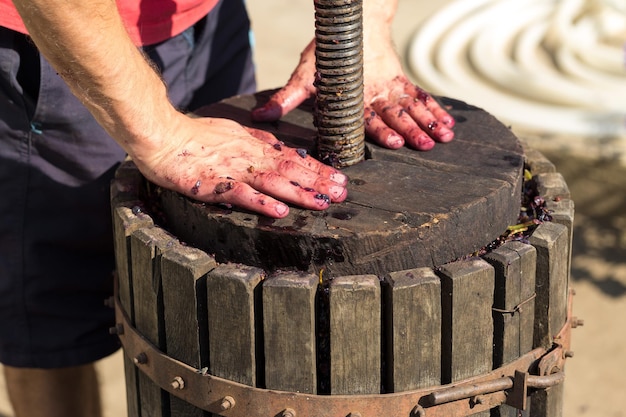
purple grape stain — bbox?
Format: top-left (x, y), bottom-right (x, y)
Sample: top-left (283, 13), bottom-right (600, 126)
top-left (191, 180), bottom-right (201, 195)
top-left (214, 181), bottom-right (234, 194)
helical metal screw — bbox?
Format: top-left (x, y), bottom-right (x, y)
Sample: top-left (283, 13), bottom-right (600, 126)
top-left (314, 0), bottom-right (365, 168)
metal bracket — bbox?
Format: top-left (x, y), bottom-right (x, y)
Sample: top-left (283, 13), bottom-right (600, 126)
top-left (111, 289), bottom-right (577, 417)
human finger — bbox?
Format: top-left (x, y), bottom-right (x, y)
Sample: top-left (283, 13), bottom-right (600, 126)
top-left (245, 127), bottom-right (349, 186)
top-left (245, 169), bottom-right (338, 211)
top-left (363, 107), bottom-right (405, 149)
top-left (177, 177), bottom-right (292, 218)
top-left (251, 41), bottom-right (317, 122)
top-left (370, 99), bottom-right (436, 151)
top-left (397, 95), bottom-right (455, 143)
top-left (404, 84), bottom-right (456, 131)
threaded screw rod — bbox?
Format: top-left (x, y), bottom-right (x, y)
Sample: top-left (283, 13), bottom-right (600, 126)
top-left (314, 0), bottom-right (365, 168)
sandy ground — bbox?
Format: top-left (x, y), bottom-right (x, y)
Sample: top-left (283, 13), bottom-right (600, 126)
top-left (1, 1), bottom-right (624, 416)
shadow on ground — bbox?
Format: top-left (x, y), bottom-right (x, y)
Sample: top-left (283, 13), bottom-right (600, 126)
top-left (542, 151), bottom-right (626, 299)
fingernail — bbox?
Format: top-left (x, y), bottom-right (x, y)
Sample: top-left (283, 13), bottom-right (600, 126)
top-left (275, 203), bottom-right (289, 217)
top-left (443, 116), bottom-right (455, 127)
top-left (330, 172), bottom-right (348, 185)
top-left (418, 136), bottom-right (436, 151)
top-left (252, 103), bottom-right (281, 121)
top-left (387, 134), bottom-right (405, 149)
top-left (439, 130), bottom-right (454, 142)
top-left (329, 185), bottom-right (346, 200)
top-left (314, 193), bottom-right (331, 206)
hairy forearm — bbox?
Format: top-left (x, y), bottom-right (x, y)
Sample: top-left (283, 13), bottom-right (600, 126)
top-left (12, 0), bottom-right (178, 159)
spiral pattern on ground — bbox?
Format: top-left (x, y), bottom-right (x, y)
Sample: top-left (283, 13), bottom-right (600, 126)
top-left (408, 0), bottom-right (626, 140)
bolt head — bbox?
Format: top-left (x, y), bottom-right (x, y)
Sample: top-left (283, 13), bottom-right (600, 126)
top-left (108, 324), bottom-right (124, 335)
top-left (133, 352), bottom-right (148, 365)
top-left (220, 396), bottom-right (235, 410)
top-left (281, 408), bottom-right (296, 417)
top-left (170, 376), bottom-right (185, 390)
top-left (411, 405), bottom-right (426, 417)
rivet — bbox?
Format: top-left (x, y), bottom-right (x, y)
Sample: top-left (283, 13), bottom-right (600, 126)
top-left (347, 413), bottom-right (362, 417)
top-left (170, 376), bottom-right (185, 390)
top-left (565, 350), bottom-right (575, 358)
top-left (220, 396), bottom-right (235, 411)
top-left (571, 317), bottom-right (584, 328)
top-left (411, 405), bottom-right (426, 417)
top-left (104, 297), bottom-right (115, 308)
top-left (108, 324), bottom-right (124, 335)
top-left (281, 408), bottom-right (296, 417)
top-left (133, 352), bottom-right (148, 365)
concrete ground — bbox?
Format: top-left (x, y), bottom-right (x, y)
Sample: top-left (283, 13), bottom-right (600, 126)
top-left (1, 1), bottom-right (624, 416)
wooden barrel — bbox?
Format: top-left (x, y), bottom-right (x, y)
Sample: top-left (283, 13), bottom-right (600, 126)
top-left (110, 91), bottom-right (574, 417)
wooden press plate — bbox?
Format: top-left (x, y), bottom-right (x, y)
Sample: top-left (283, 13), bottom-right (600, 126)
top-left (156, 90), bottom-right (524, 276)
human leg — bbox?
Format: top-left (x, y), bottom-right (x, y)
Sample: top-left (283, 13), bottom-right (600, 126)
top-left (4, 364), bottom-right (102, 417)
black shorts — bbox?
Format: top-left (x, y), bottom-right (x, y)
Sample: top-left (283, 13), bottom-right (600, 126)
top-left (0, 0), bottom-right (255, 368)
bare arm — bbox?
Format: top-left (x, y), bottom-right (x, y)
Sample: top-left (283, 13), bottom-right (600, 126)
top-left (13, 0), bottom-right (172, 160)
top-left (12, 0), bottom-right (347, 217)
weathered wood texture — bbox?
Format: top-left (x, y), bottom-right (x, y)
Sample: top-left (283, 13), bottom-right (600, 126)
top-left (484, 242), bottom-right (537, 417)
top-left (329, 275), bottom-right (381, 395)
top-left (440, 259), bottom-right (494, 417)
top-left (161, 243), bottom-right (216, 417)
top-left (206, 264), bottom-right (264, 387)
top-left (384, 268), bottom-right (441, 391)
top-left (111, 160), bottom-right (154, 417)
top-left (263, 271), bottom-right (318, 393)
top-left (163, 92), bottom-right (525, 277)
top-left (438, 259), bottom-right (495, 384)
top-left (438, 259), bottom-right (495, 417)
top-left (131, 226), bottom-right (178, 417)
top-left (529, 222), bottom-right (570, 417)
top-left (110, 94), bottom-right (574, 417)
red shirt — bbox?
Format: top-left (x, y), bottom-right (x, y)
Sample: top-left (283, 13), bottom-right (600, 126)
top-left (0, 0), bottom-right (218, 46)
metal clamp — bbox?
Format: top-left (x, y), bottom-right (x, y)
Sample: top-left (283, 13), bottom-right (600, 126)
top-left (112, 289), bottom-right (577, 417)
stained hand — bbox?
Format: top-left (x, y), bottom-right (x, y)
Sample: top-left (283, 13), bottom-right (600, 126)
top-left (252, 39), bottom-right (455, 150)
top-left (134, 113), bottom-right (348, 219)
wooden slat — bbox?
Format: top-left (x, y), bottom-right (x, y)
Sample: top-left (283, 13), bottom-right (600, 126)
top-left (529, 222), bottom-right (569, 417)
top-left (131, 226), bottom-right (178, 417)
top-left (263, 271), bottom-right (318, 393)
top-left (438, 259), bottom-right (494, 417)
top-left (384, 268), bottom-right (441, 392)
top-left (112, 203), bottom-right (153, 417)
top-left (529, 222), bottom-right (569, 349)
top-left (484, 241), bottom-right (537, 417)
top-left (206, 264), bottom-right (264, 386)
top-left (110, 159), bottom-right (153, 321)
top-left (484, 241), bottom-right (537, 366)
top-left (111, 160), bottom-right (153, 417)
top-left (537, 170), bottom-right (575, 285)
top-left (534, 173), bottom-right (570, 201)
top-left (521, 146), bottom-right (556, 174)
top-left (329, 275), bottom-right (381, 395)
top-left (161, 243), bottom-right (216, 417)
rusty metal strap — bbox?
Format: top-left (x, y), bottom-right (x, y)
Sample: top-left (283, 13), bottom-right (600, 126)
top-left (112, 289), bottom-right (576, 417)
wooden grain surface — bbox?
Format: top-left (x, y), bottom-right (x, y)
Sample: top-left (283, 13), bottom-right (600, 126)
top-left (328, 275), bottom-right (381, 395)
top-left (160, 91), bottom-right (524, 276)
top-left (161, 243), bottom-right (215, 417)
top-left (262, 271), bottom-right (318, 393)
top-left (384, 268), bottom-right (441, 392)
